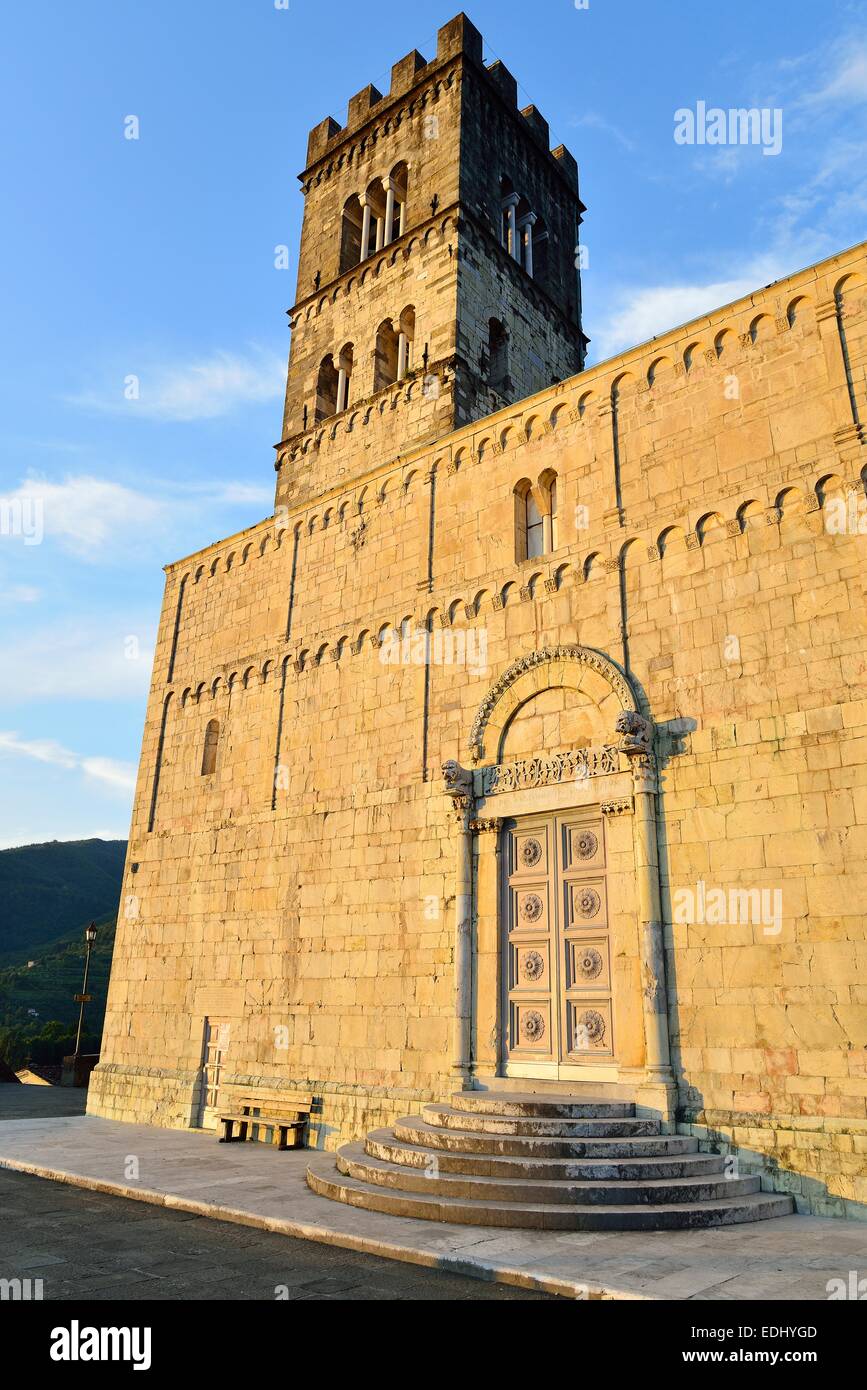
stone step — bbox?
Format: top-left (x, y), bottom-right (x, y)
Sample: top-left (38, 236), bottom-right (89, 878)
top-left (364, 1128), bottom-right (726, 1182)
top-left (423, 1104), bottom-right (660, 1138)
top-left (306, 1153), bottom-right (795, 1232)
top-left (337, 1143), bottom-right (759, 1206)
top-left (394, 1115), bottom-right (697, 1158)
top-left (449, 1091), bottom-right (635, 1119)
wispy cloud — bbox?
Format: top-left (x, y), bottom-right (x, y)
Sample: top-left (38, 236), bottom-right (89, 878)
top-left (0, 585), bottom-right (39, 604)
top-left (0, 731), bottom-right (136, 793)
top-left (800, 43), bottom-right (867, 108)
top-left (0, 621), bottom-right (155, 702)
top-left (0, 827), bottom-right (129, 851)
top-left (68, 346), bottom-right (285, 422)
top-left (572, 111), bottom-right (636, 152)
top-left (591, 257), bottom-right (789, 361)
top-left (0, 475), bottom-right (162, 556)
top-left (589, 26), bottom-right (867, 362)
top-left (0, 471), bottom-right (273, 560)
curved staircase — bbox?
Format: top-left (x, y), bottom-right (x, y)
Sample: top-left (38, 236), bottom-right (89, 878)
top-left (306, 1092), bottom-right (794, 1231)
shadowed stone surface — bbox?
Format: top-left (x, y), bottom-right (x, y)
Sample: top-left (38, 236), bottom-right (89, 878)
top-left (0, 1167), bottom-right (557, 1301)
top-left (0, 1111), bottom-right (863, 1299)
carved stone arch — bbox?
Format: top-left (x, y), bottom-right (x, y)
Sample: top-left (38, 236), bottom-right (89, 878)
top-left (467, 645), bottom-right (639, 762)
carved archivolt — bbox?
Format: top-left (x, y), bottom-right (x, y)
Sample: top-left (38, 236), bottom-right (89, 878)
top-left (467, 645), bottom-right (638, 762)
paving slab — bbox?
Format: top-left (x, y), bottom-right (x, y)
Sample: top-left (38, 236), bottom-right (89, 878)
top-left (0, 1112), bottom-right (864, 1300)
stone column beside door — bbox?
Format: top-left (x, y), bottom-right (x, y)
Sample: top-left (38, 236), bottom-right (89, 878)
top-left (470, 817), bottom-right (502, 1080)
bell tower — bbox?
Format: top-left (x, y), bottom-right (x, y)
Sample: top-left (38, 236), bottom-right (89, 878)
top-left (275, 12), bottom-right (587, 511)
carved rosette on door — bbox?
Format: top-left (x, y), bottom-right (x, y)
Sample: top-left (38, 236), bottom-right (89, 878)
top-left (504, 814), bottom-right (614, 1072)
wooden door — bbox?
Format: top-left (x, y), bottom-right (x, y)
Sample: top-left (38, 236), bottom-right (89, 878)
top-left (197, 1018), bottom-right (228, 1129)
top-left (503, 812), bottom-right (614, 1074)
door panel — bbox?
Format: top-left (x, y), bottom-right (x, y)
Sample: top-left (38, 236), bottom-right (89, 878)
top-left (505, 820), bottom-right (557, 1064)
top-left (503, 811), bottom-right (615, 1073)
top-left (196, 1018), bottom-right (228, 1129)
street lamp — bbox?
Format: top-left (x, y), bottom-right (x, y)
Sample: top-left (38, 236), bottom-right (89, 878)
top-left (72, 921), bottom-right (98, 1069)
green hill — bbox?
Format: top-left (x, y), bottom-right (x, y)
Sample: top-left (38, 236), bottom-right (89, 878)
top-left (0, 838), bottom-right (126, 1070)
top-left (0, 838), bottom-right (126, 967)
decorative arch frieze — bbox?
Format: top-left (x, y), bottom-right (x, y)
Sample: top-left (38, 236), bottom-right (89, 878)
top-left (466, 644), bottom-right (639, 763)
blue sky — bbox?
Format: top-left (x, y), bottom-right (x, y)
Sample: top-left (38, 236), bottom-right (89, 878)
top-left (0, 0), bottom-right (865, 848)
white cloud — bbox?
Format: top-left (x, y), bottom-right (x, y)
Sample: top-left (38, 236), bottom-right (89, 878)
top-left (0, 471), bottom-right (274, 561)
top-left (590, 257), bottom-right (789, 361)
top-left (79, 756), bottom-right (138, 792)
top-left (0, 826), bottom-right (129, 850)
top-left (0, 732), bottom-right (77, 769)
top-left (0, 620), bottom-right (155, 702)
top-left (0, 585), bottom-right (40, 604)
top-left (0, 731), bottom-right (136, 793)
top-left (573, 112), bottom-right (636, 152)
top-left (0, 474), bottom-right (163, 556)
top-left (69, 347), bottom-right (285, 422)
top-left (801, 45), bottom-right (867, 108)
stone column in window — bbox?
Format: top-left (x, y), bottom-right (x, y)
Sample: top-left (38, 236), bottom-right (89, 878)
top-left (518, 211), bottom-right (537, 277)
top-left (397, 333), bottom-right (408, 380)
top-left (384, 177), bottom-right (397, 246)
top-left (336, 367), bottom-right (348, 413)
top-left (502, 193), bottom-right (520, 260)
top-left (359, 195), bottom-right (372, 260)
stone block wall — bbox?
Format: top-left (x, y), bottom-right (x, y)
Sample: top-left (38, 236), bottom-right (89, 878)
top-left (90, 241), bottom-right (867, 1214)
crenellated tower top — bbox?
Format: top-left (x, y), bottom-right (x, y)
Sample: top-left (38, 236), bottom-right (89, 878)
top-left (275, 12), bottom-right (588, 512)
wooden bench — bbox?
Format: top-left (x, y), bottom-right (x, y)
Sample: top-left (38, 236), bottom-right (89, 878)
top-left (218, 1091), bottom-right (313, 1151)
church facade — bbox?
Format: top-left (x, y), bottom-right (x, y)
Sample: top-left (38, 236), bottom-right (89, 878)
top-left (90, 14), bottom-right (867, 1220)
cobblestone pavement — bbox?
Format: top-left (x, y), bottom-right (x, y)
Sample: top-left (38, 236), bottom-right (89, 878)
top-left (0, 1167), bottom-right (560, 1301)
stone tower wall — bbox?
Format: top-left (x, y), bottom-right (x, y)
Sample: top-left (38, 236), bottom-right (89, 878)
top-left (277, 13), bottom-right (584, 510)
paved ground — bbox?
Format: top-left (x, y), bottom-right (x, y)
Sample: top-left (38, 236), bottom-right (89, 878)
top-left (0, 1083), bottom-right (87, 1120)
top-left (0, 1165), bottom-right (558, 1300)
top-left (1, 1097), bottom-right (865, 1299)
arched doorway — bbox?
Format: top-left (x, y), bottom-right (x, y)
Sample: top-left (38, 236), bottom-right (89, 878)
top-left (443, 646), bottom-right (673, 1115)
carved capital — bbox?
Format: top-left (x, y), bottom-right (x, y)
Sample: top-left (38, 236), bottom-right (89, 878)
top-left (629, 752), bottom-right (658, 794)
top-left (470, 817), bottom-right (502, 834)
top-left (601, 798), bottom-right (633, 817)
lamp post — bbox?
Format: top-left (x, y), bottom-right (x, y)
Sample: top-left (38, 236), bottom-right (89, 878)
top-left (73, 922), bottom-right (98, 1069)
